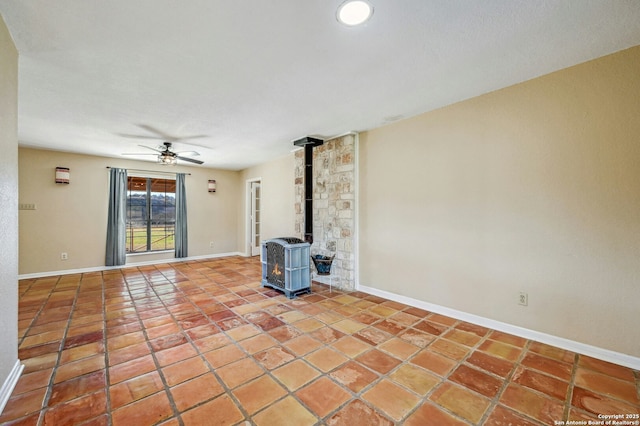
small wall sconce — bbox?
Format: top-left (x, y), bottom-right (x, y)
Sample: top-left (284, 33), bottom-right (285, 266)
top-left (208, 179), bottom-right (217, 193)
top-left (55, 167), bottom-right (70, 184)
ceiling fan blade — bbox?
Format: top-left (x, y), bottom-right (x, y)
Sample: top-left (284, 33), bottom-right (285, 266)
top-left (177, 156), bottom-right (204, 165)
top-left (137, 124), bottom-right (176, 140)
top-left (135, 124), bottom-right (209, 142)
top-left (174, 135), bottom-right (208, 141)
top-left (117, 133), bottom-right (166, 140)
top-left (175, 151), bottom-right (200, 157)
top-left (122, 153), bottom-right (158, 156)
top-left (138, 144), bottom-right (164, 153)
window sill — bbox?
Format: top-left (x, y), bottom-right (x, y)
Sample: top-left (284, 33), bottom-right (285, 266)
top-left (126, 250), bottom-right (174, 257)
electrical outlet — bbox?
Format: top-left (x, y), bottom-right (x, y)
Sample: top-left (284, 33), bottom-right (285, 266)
top-left (61, 252), bottom-right (68, 260)
top-left (209, 241), bottom-right (214, 248)
top-left (518, 292), bottom-right (528, 306)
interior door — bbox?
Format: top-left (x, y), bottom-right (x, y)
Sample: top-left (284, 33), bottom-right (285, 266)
top-left (250, 181), bottom-right (261, 256)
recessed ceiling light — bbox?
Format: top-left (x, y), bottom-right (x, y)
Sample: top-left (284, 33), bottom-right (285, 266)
top-left (337, 0), bottom-right (374, 26)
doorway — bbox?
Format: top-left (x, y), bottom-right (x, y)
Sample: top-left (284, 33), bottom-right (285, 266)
top-left (248, 179), bottom-right (261, 256)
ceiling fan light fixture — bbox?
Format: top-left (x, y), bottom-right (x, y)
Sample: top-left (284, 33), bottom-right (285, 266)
top-left (158, 153), bottom-right (177, 165)
top-left (337, 0), bottom-right (373, 26)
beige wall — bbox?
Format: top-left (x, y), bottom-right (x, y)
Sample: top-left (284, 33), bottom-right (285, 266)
top-left (18, 148), bottom-right (241, 275)
top-left (239, 154), bottom-right (296, 255)
top-left (0, 13), bottom-right (19, 398)
top-left (359, 46), bottom-right (640, 357)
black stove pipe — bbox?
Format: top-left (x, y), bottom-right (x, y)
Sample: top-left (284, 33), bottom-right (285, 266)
top-left (293, 136), bottom-right (324, 244)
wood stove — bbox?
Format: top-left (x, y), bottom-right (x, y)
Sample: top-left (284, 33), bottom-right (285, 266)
top-left (261, 237), bottom-right (311, 298)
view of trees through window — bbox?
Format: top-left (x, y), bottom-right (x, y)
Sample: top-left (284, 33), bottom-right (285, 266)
top-left (126, 176), bottom-right (176, 253)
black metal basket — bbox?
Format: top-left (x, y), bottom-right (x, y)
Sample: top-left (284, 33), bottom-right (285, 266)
top-left (311, 254), bottom-right (334, 275)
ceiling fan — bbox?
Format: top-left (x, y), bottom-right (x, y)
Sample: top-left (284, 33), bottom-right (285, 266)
top-left (123, 142), bottom-right (204, 165)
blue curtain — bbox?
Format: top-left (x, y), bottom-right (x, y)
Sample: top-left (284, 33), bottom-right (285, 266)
top-left (175, 173), bottom-right (188, 258)
top-left (105, 168), bottom-right (127, 266)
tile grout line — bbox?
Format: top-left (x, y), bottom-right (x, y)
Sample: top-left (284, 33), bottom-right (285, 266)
top-left (17, 277), bottom-right (60, 353)
top-left (15, 277), bottom-right (38, 344)
top-left (35, 274), bottom-right (78, 426)
top-left (374, 313), bottom-right (465, 424)
top-left (197, 263), bottom-right (289, 424)
top-left (409, 317), bottom-right (485, 425)
top-left (208, 264), bottom-right (329, 424)
top-left (157, 262), bottom-right (227, 425)
top-left (239, 293), bottom-right (331, 424)
top-left (313, 292), bottom-right (400, 422)
top-left (157, 261), bottom-right (294, 424)
top-left (233, 285), bottom-right (396, 423)
top-left (477, 338), bottom-right (536, 426)
top-left (428, 321), bottom-right (491, 426)
top-left (637, 369), bottom-right (640, 405)
top-left (344, 306), bottom-right (473, 424)
top-left (100, 271), bottom-right (114, 426)
top-left (157, 263), bottom-right (257, 424)
top-left (27, 276), bottom-right (62, 426)
top-left (564, 351), bottom-right (581, 423)
top-left (336, 310), bottom-right (486, 424)
top-left (125, 266), bottom-right (185, 425)
top-left (301, 289), bottom-right (410, 423)
top-left (289, 291), bottom-right (397, 424)
top-left (371, 311), bottom-right (450, 423)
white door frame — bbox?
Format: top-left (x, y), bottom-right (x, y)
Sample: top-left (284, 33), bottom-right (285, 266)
top-left (245, 177), bottom-right (262, 256)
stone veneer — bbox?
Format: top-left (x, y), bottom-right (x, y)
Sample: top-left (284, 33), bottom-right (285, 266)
top-left (294, 134), bottom-right (356, 290)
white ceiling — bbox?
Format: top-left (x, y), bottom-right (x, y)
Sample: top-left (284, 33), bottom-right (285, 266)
top-left (1, 1), bottom-right (639, 170)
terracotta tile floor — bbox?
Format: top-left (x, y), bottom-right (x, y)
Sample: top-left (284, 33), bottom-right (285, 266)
top-left (2, 256), bottom-right (639, 425)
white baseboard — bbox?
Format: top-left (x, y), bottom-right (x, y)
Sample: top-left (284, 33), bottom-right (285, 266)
top-left (18, 252), bottom-right (245, 280)
top-left (0, 360), bottom-right (24, 415)
top-left (358, 285), bottom-right (640, 371)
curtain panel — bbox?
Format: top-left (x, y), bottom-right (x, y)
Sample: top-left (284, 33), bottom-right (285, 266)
top-left (175, 173), bottom-right (188, 258)
top-left (105, 168), bottom-right (127, 266)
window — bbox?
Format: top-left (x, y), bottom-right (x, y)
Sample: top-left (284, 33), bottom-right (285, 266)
top-left (126, 176), bottom-right (176, 253)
